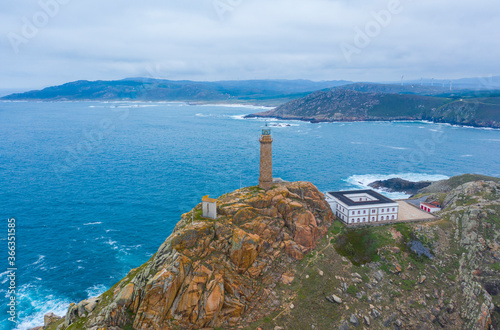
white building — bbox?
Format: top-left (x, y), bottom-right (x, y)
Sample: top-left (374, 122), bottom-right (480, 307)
top-left (202, 195), bottom-right (217, 219)
top-left (325, 190), bottom-right (399, 225)
top-left (420, 201), bottom-right (441, 213)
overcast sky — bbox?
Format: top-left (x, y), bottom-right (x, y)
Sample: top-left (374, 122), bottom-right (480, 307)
top-left (1, 0), bottom-right (499, 89)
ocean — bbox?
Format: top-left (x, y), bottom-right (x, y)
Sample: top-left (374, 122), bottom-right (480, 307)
top-left (0, 101), bottom-right (499, 329)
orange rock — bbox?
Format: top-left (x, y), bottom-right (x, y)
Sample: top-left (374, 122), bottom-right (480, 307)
top-left (284, 240), bottom-right (304, 260)
top-left (281, 272), bottom-right (295, 285)
top-left (230, 228), bottom-right (261, 273)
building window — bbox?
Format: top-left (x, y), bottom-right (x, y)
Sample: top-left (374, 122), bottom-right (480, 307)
top-left (363, 218), bottom-right (366, 222)
top-left (392, 208), bottom-right (395, 211)
top-left (372, 209), bottom-right (375, 213)
top-left (381, 216), bottom-right (384, 220)
top-left (363, 210), bottom-right (366, 214)
top-left (392, 215), bottom-right (395, 219)
top-left (358, 210), bottom-right (361, 215)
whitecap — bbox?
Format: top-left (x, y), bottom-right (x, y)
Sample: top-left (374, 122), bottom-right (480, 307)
top-left (198, 103), bottom-right (275, 110)
top-left (33, 255), bottom-right (45, 265)
top-left (378, 145), bottom-right (408, 150)
top-left (13, 285), bottom-right (71, 330)
top-left (229, 114), bottom-right (247, 120)
top-left (83, 222), bottom-right (102, 226)
top-left (460, 154), bottom-right (473, 157)
top-left (85, 284), bottom-right (107, 298)
top-left (106, 239), bottom-right (117, 246)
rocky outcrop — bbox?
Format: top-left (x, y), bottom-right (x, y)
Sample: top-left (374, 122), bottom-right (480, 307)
top-left (59, 181), bottom-right (333, 329)
top-left (368, 178), bottom-right (432, 195)
top-left (442, 180), bottom-right (500, 329)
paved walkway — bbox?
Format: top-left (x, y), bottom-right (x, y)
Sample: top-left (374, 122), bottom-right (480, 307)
top-left (396, 200), bottom-right (437, 221)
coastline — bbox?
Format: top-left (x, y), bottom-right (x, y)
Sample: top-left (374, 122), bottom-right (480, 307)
top-left (244, 113), bottom-right (500, 130)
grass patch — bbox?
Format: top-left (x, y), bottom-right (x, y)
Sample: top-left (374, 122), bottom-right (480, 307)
top-left (391, 290), bottom-right (402, 298)
top-left (380, 263), bottom-right (391, 274)
top-left (346, 285), bottom-right (358, 295)
top-left (490, 262), bottom-right (500, 271)
top-left (45, 319), bottom-right (64, 330)
top-left (334, 228), bottom-right (382, 265)
top-left (401, 279), bottom-right (416, 291)
top-left (329, 220), bottom-right (345, 235)
top-left (455, 194), bottom-right (479, 206)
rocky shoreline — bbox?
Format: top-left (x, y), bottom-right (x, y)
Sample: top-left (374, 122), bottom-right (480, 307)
top-left (245, 113), bottom-right (500, 129)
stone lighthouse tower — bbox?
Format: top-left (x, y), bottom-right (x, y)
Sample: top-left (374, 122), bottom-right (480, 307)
top-left (259, 124), bottom-right (273, 189)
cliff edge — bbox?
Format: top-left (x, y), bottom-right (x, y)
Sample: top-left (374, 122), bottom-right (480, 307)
top-left (59, 181), bottom-right (333, 329)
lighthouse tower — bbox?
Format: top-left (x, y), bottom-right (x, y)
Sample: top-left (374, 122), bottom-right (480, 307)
top-left (259, 124), bottom-right (273, 190)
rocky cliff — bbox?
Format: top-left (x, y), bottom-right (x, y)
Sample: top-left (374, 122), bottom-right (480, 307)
top-left (56, 181), bottom-right (333, 329)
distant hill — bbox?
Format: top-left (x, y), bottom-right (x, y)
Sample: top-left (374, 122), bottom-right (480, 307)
top-left (0, 78), bottom-right (351, 106)
top-left (246, 83), bottom-right (500, 128)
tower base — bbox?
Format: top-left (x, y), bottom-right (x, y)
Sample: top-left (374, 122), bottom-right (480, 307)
top-left (259, 180), bottom-right (273, 190)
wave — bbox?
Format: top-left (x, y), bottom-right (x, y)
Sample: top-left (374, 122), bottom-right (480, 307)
top-left (83, 222), bottom-right (102, 226)
top-left (344, 173), bottom-right (450, 199)
top-left (229, 114), bottom-right (247, 120)
top-left (13, 284), bottom-right (71, 330)
top-left (198, 103), bottom-right (275, 110)
top-left (377, 144), bottom-right (408, 150)
top-left (479, 138), bottom-right (500, 142)
top-left (460, 154), bottom-right (473, 157)
top-left (85, 284), bottom-right (107, 298)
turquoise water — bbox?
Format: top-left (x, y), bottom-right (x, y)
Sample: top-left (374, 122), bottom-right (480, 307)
top-left (0, 101), bottom-right (499, 329)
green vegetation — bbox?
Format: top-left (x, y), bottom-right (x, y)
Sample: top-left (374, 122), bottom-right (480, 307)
top-left (334, 228), bottom-right (382, 265)
top-left (446, 174), bottom-right (500, 189)
top-left (45, 319), bottom-right (65, 330)
top-left (346, 285), bottom-right (358, 295)
top-left (455, 194), bottom-right (479, 206)
top-left (400, 279), bottom-right (416, 291)
top-left (329, 220), bottom-right (345, 235)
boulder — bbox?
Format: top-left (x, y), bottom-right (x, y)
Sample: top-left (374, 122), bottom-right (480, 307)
top-left (44, 313), bottom-right (62, 328)
top-left (349, 314), bottom-right (359, 326)
top-left (371, 308), bottom-right (381, 319)
top-left (115, 283), bottom-right (134, 307)
top-left (326, 294), bottom-right (343, 304)
top-left (373, 270), bottom-right (384, 282)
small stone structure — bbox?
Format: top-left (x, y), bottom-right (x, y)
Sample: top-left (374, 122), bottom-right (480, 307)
top-left (202, 195), bottom-right (217, 219)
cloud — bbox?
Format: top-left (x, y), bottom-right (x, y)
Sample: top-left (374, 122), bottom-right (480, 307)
top-left (1, 0), bottom-right (499, 89)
